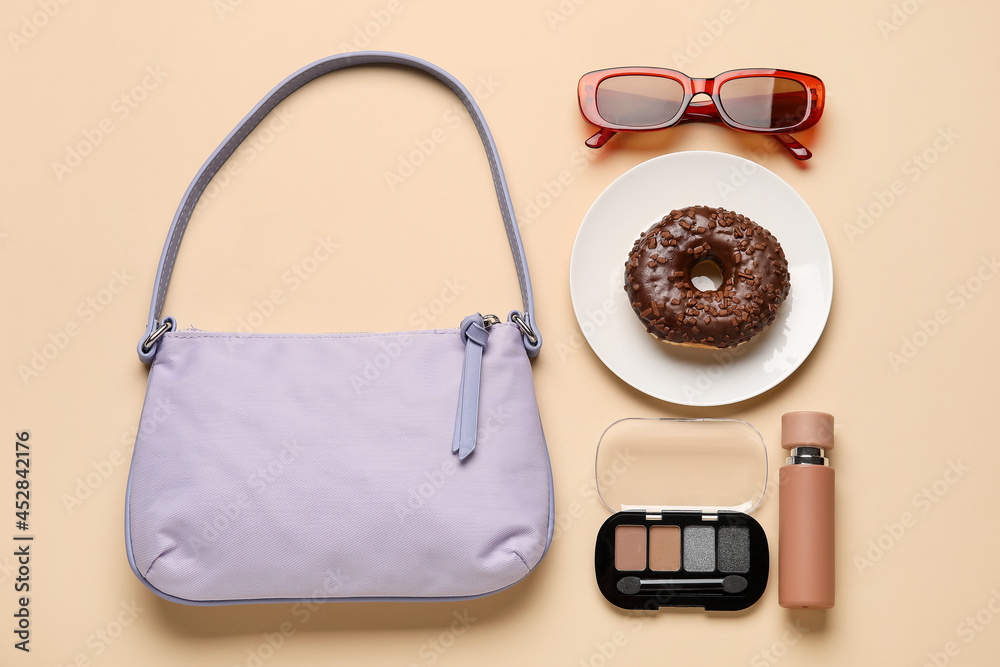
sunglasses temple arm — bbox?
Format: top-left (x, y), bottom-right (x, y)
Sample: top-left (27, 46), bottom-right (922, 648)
top-left (772, 134), bottom-right (812, 160)
top-left (585, 124), bottom-right (812, 160)
top-left (586, 128), bottom-right (617, 148)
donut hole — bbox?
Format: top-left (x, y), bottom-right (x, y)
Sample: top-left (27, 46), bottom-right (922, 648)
top-left (690, 259), bottom-right (724, 292)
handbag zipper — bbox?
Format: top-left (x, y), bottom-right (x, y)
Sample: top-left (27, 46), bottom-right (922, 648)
top-left (451, 313), bottom-right (498, 460)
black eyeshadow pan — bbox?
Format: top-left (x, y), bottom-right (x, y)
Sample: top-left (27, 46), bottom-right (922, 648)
top-left (718, 526), bottom-right (751, 573)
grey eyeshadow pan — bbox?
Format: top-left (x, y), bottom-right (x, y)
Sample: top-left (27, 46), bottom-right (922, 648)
top-left (718, 526), bottom-right (750, 573)
top-left (683, 525), bottom-right (715, 572)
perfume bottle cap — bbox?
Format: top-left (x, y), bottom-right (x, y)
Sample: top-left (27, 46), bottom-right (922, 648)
top-left (781, 411), bottom-right (834, 451)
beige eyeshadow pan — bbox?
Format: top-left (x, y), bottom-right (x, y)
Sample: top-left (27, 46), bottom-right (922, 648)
top-left (615, 525), bottom-right (647, 570)
top-left (648, 525), bottom-right (680, 571)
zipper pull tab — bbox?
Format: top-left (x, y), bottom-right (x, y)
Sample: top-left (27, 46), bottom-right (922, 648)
top-left (452, 314), bottom-right (496, 461)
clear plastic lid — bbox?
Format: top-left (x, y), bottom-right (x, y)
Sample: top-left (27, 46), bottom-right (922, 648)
top-left (595, 418), bottom-right (768, 514)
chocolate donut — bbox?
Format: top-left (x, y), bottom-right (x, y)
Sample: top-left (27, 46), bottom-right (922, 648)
top-left (624, 206), bottom-right (790, 349)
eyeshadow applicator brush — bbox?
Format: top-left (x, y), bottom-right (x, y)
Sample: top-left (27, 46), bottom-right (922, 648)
top-left (616, 575), bottom-right (748, 596)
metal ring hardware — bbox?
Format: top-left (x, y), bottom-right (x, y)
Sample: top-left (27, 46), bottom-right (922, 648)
top-left (140, 319), bottom-right (174, 353)
top-left (510, 312), bottom-right (538, 345)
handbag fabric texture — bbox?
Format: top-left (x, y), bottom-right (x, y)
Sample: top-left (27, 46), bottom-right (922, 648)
top-left (125, 52), bottom-right (554, 605)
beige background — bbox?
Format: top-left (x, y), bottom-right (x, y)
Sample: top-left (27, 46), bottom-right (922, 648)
top-left (2, 0), bottom-right (998, 665)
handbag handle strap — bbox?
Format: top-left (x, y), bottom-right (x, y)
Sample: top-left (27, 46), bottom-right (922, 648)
top-left (138, 51), bottom-right (540, 363)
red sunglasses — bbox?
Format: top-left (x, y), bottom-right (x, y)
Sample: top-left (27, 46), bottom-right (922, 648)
top-left (578, 68), bottom-right (825, 160)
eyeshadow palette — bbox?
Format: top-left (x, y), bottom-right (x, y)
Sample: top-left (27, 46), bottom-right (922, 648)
top-left (593, 418), bottom-right (771, 611)
top-left (596, 511), bottom-right (768, 610)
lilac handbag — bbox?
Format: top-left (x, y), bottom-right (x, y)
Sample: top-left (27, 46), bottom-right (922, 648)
top-left (125, 52), bottom-right (554, 605)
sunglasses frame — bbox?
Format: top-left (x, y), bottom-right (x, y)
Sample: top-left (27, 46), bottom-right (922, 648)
top-left (578, 67), bottom-right (825, 159)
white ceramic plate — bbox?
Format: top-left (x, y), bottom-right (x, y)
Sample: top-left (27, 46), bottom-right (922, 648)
top-left (569, 151), bottom-right (833, 407)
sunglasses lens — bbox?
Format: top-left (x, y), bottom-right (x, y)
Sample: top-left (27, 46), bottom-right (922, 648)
top-left (596, 75), bottom-right (684, 127)
top-left (718, 77), bottom-right (808, 130)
